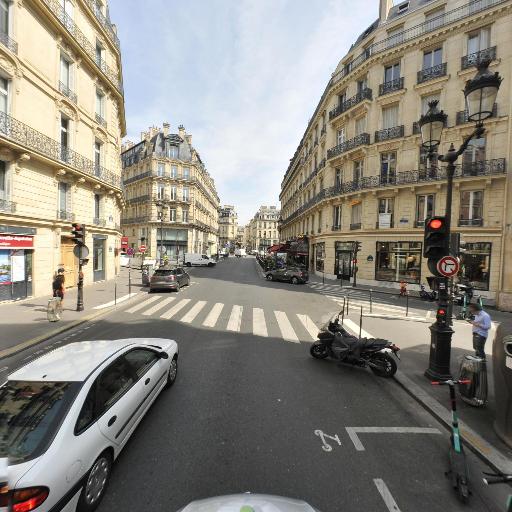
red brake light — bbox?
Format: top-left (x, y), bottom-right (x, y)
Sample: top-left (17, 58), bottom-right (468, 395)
top-left (12, 487), bottom-right (49, 512)
top-left (429, 219), bottom-right (443, 230)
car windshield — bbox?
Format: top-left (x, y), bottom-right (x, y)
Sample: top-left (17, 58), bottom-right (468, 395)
top-left (154, 269), bottom-right (176, 276)
top-left (0, 380), bottom-right (80, 465)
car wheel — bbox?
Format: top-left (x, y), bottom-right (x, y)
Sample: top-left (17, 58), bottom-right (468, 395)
top-left (77, 451), bottom-right (112, 512)
top-left (266, 274), bottom-right (273, 281)
top-left (166, 356), bottom-right (178, 388)
top-left (186, 262), bottom-right (192, 267)
top-left (291, 276), bottom-right (299, 285)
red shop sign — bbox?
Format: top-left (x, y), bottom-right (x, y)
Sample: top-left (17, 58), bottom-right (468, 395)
top-left (121, 236), bottom-right (129, 248)
top-left (0, 234), bottom-right (34, 249)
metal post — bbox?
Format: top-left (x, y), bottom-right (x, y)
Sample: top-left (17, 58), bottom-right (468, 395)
top-left (341, 297), bottom-right (346, 326)
top-left (359, 306), bottom-right (363, 339)
top-left (114, 278), bottom-right (117, 306)
top-left (76, 245), bottom-right (84, 311)
top-left (346, 296), bottom-right (350, 316)
top-left (322, 270), bottom-right (325, 285)
top-left (160, 216), bottom-right (164, 266)
top-left (369, 289), bottom-right (373, 314)
top-left (128, 259), bottom-right (132, 297)
top-left (406, 292), bottom-right (409, 317)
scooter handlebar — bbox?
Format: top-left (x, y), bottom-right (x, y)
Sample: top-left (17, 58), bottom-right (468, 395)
top-left (483, 475), bottom-right (512, 485)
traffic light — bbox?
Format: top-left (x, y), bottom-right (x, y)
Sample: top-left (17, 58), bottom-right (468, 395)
top-left (354, 241), bottom-right (362, 252)
top-left (436, 306), bottom-right (448, 326)
top-left (72, 223), bottom-right (86, 245)
top-left (424, 216), bottom-right (448, 258)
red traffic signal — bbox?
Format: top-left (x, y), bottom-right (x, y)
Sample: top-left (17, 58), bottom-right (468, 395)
top-left (428, 218), bottom-right (444, 230)
top-left (423, 216), bottom-right (448, 261)
top-left (436, 306), bottom-right (448, 324)
top-left (72, 223), bottom-right (86, 245)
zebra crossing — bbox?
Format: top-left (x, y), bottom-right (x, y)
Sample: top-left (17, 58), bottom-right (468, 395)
top-left (123, 296), bottom-right (321, 344)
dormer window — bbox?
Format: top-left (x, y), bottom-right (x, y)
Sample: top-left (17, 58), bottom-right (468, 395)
top-left (397, 2), bottom-right (409, 14)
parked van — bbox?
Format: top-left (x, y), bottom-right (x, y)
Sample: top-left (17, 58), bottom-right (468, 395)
top-left (183, 253), bottom-right (216, 267)
top-left (235, 248), bottom-right (246, 258)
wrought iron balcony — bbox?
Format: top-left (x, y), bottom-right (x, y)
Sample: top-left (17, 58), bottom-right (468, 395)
top-left (327, 133), bottom-right (370, 159)
top-left (456, 103), bottom-right (497, 125)
top-left (121, 216), bottom-right (149, 224)
top-left (0, 111), bottom-right (122, 189)
top-left (375, 125), bottom-right (404, 143)
top-left (379, 77), bottom-right (404, 96)
top-left (95, 113), bottom-right (107, 128)
top-left (318, 158), bottom-right (326, 170)
top-left (350, 222), bottom-right (361, 230)
top-left (126, 194), bottom-right (150, 204)
top-left (461, 46), bottom-right (497, 70)
top-left (123, 171), bottom-right (152, 185)
top-left (0, 31), bottom-right (18, 54)
top-left (93, 217), bottom-right (106, 226)
top-left (41, 0), bottom-right (123, 94)
top-left (329, 89), bottom-right (372, 121)
top-left (417, 63), bottom-right (447, 84)
top-left (84, 0), bottom-right (121, 51)
top-left (458, 218), bottom-right (483, 227)
top-left (59, 81), bottom-right (77, 104)
top-left (0, 199), bottom-right (16, 213)
top-left (56, 210), bottom-right (75, 221)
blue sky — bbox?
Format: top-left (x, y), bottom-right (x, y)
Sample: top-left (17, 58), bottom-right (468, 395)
top-left (110, 0), bottom-right (378, 224)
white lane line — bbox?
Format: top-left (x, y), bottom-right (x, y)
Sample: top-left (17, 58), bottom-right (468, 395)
top-left (227, 305), bottom-right (243, 332)
top-left (346, 426), bottom-right (442, 451)
top-left (297, 314), bottom-right (318, 341)
top-left (203, 303), bottom-right (224, 327)
top-left (180, 301), bottom-right (207, 323)
top-left (252, 308), bottom-right (268, 337)
top-left (426, 310), bottom-right (432, 319)
top-left (160, 299), bottom-right (191, 320)
top-left (142, 296), bottom-right (175, 316)
top-left (373, 479), bottom-right (402, 512)
top-left (93, 292), bottom-right (139, 309)
top-left (125, 296), bottom-right (161, 314)
top-left (342, 318), bottom-right (374, 339)
top-left (274, 311), bottom-right (300, 343)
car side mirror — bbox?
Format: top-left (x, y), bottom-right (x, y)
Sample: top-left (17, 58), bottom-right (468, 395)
top-left (158, 351), bottom-right (169, 359)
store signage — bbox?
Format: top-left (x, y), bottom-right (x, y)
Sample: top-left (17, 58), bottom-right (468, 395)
top-left (0, 235), bottom-right (34, 249)
top-left (379, 213), bottom-right (392, 228)
top-left (121, 236), bottom-right (129, 248)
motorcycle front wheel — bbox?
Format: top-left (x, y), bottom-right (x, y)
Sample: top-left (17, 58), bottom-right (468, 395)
top-left (310, 344), bottom-right (329, 359)
top-left (369, 353), bottom-right (397, 378)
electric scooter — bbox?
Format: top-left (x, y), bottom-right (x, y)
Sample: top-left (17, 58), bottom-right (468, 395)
top-left (431, 379), bottom-right (472, 503)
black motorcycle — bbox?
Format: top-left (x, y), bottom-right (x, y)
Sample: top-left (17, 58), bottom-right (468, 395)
top-left (419, 283), bottom-right (437, 301)
top-left (310, 311), bottom-right (400, 378)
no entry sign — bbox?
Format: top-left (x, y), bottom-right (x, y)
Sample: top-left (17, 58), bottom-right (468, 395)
top-left (139, 245), bottom-right (147, 253)
top-left (436, 255), bottom-right (460, 277)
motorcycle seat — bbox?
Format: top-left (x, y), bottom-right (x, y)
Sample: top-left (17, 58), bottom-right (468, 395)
top-left (358, 338), bottom-right (389, 349)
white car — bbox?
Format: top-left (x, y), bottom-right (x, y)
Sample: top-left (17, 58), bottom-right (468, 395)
top-left (1, 338), bottom-right (178, 512)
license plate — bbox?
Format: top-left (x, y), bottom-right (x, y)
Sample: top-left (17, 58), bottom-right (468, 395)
top-left (507, 358), bottom-right (512, 370)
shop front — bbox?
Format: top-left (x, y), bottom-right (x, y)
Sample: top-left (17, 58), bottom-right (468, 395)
top-left (460, 242), bottom-right (492, 290)
top-left (157, 228), bottom-right (188, 263)
top-left (375, 241), bottom-right (422, 284)
top-left (93, 236), bottom-right (106, 282)
top-left (0, 230), bottom-right (34, 302)
top-left (335, 241), bottom-right (355, 280)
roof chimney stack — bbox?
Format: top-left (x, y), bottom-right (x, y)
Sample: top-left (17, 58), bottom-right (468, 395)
top-left (163, 122), bottom-right (170, 136)
top-left (379, 0), bottom-right (393, 22)
top-left (178, 124), bottom-right (186, 139)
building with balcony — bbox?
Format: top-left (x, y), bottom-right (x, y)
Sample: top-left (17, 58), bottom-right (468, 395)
top-left (121, 124), bottom-right (220, 259)
top-left (279, 0), bottom-right (512, 309)
top-left (236, 225), bottom-right (247, 248)
top-left (248, 206), bottom-right (280, 253)
top-left (0, 0), bottom-right (125, 301)
top-left (218, 204), bottom-right (238, 250)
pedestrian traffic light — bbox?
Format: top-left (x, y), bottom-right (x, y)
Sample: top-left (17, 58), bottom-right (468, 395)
top-left (436, 306), bottom-right (448, 325)
top-left (424, 216), bottom-right (448, 260)
top-left (72, 223), bottom-right (86, 245)
top-left (354, 241), bottom-right (362, 252)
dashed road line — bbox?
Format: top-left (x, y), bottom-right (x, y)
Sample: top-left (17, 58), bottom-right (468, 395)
top-left (373, 479), bottom-right (402, 512)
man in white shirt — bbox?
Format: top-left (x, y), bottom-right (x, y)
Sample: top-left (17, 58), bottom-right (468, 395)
top-left (468, 303), bottom-right (492, 359)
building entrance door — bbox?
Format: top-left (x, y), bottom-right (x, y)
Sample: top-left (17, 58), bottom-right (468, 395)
top-left (60, 238), bottom-right (76, 287)
top-left (335, 250), bottom-right (353, 280)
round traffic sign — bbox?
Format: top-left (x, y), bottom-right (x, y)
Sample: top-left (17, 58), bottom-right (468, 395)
top-left (73, 244), bottom-right (89, 259)
top-left (139, 245), bottom-right (147, 253)
top-left (436, 255), bottom-right (460, 277)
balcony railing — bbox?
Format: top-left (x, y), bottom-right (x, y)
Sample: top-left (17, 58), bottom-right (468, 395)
top-left (375, 125), bottom-right (404, 143)
top-left (350, 222), bottom-right (361, 230)
top-left (0, 199), bottom-right (16, 213)
top-left (318, 158), bottom-right (326, 170)
top-left (41, 0), bottom-right (123, 94)
top-left (461, 46), bottom-right (497, 70)
top-left (57, 210), bottom-right (75, 221)
top-left (379, 77), bottom-right (404, 96)
top-left (330, 0), bottom-right (505, 88)
top-left (459, 218), bottom-right (483, 226)
top-left (456, 103), bottom-right (497, 125)
top-left (93, 217), bottom-right (106, 226)
top-left (126, 194), bottom-right (150, 204)
top-left (329, 88), bottom-right (372, 121)
top-left (0, 111), bottom-right (122, 189)
top-left (95, 113), bottom-right (107, 128)
top-left (327, 133), bottom-right (370, 159)
top-left (123, 171), bottom-right (152, 185)
top-left (122, 216), bottom-right (149, 225)
top-left (417, 63), bottom-right (447, 84)
top-left (0, 31), bottom-right (18, 54)
top-left (59, 81), bottom-right (77, 104)
top-left (84, 0), bottom-right (121, 51)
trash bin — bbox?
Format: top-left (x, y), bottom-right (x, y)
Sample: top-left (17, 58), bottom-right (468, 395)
top-left (458, 355), bottom-right (488, 407)
top-left (493, 324), bottom-right (512, 448)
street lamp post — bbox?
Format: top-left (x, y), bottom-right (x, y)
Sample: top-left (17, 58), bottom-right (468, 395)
top-left (156, 201), bottom-right (165, 266)
top-left (419, 60), bottom-right (502, 380)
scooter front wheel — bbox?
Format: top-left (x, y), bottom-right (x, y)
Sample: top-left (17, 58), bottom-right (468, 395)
top-left (310, 344), bottom-right (329, 359)
top-left (369, 353), bottom-right (397, 378)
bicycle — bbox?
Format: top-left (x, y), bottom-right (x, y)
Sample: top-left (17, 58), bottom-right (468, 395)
top-left (482, 472), bottom-right (512, 511)
top-left (431, 378), bottom-right (472, 503)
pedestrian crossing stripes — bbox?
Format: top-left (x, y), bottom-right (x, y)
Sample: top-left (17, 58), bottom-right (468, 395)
top-left (123, 297), bottom-right (321, 344)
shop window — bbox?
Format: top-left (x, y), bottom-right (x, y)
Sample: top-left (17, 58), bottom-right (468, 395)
top-left (460, 242), bottom-right (491, 290)
top-left (315, 243), bottom-right (325, 272)
top-left (376, 241), bottom-right (422, 284)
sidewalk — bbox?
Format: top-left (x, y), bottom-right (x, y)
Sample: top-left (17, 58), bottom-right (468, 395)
top-left (0, 266), bottom-right (143, 358)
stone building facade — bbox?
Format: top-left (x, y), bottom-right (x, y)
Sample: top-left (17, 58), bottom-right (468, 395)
top-left (218, 204), bottom-right (238, 250)
top-left (0, 0), bottom-right (125, 301)
top-left (248, 205), bottom-right (280, 253)
top-left (121, 124), bottom-right (219, 260)
top-left (279, 0), bottom-right (512, 309)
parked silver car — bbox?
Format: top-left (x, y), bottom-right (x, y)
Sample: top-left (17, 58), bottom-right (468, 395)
top-left (265, 267), bottom-right (308, 284)
top-left (149, 266), bottom-right (190, 292)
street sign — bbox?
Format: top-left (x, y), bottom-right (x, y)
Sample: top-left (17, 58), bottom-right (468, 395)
top-left (436, 255), bottom-right (460, 277)
top-left (139, 245), bottom-right (147, 253)
top-left (121, 236), bottom-right (129, 248)
top-left (73, 244), bottom-right (89, 259)
top-left (127, 247), bottom-right (135, 256)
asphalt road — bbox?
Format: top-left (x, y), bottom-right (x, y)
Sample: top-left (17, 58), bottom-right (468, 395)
top-left (2, 257), bottom-right (508, 511)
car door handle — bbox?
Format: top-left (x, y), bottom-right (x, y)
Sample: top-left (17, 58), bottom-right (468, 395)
top-left (108, 415), bottom-right (117, 427)
top-left (145, 378), bottom-right (150, 385)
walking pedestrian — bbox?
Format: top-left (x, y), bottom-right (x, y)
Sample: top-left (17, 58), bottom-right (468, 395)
top-left (399, 280), bottom-right (408, 297)
top-left (52, 268), bottom-right (65, 305)
top-left (468, 302), bottom-right (491, 359)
